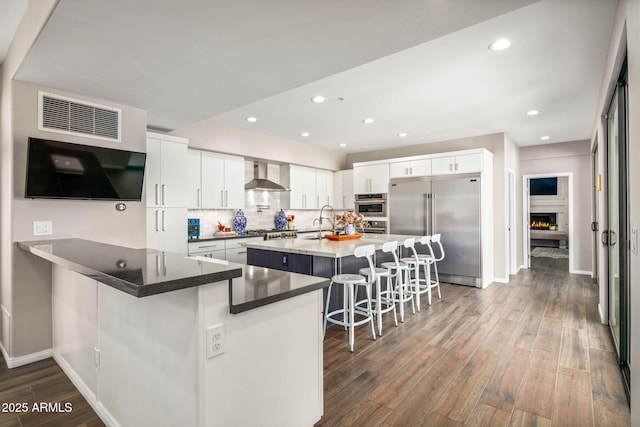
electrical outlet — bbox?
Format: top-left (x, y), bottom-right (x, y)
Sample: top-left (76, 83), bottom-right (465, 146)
top-left (632, 228), bottom-right (638, 255)
top-left (206, 324), bottom-right (225, 359)
top-left (33, 220), bottom-right (53, 236)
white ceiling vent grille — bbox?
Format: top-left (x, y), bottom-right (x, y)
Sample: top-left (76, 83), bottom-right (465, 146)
top-left (39, 91), bottom-right (121, 142)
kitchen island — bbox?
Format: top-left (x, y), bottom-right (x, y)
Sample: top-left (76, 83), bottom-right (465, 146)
top-left (19, 239), bottom-right (327, 427)
top-left (244, 233), bottom-right (419, 277)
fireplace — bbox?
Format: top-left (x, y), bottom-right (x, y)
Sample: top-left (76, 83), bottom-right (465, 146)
top-left (530, 213), bottom-right (557, 230)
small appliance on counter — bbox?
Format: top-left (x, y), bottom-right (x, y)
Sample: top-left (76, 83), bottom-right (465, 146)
top-left (188, 218), bottom-right (200, 239)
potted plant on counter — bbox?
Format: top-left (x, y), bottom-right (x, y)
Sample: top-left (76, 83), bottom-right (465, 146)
top-left (334, 212), bottom-right (369, 235)
top-left (549, 223), bottom-right (558, 231)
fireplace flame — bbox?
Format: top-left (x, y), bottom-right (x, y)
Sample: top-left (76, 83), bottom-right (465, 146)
top-left (531, 220), bottom-right (550, 229)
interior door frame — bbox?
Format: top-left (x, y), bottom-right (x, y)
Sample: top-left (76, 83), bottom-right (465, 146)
top-left (522, 172), bottom-right (574, 272)
top-left (507, 170), bottom-right (517, 275)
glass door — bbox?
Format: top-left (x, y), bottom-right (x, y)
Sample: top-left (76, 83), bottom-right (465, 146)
top-left (605, 61), bottom-right (629, 396)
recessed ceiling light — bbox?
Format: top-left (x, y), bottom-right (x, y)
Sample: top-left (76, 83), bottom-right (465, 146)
top-left (311, 95), bottom-right (325, 103)
top-left (527, 110), bottom-right (540, 116)
top-left (300, 132), bottom-right (310, 137)
top-left (339, 143), bottom-right (347, 147)
top-left (362, 118), bottom-right (375, 124)
top-left (398, 133), bottom-right (408, 138)
top-left (541, 136), bottom-right (550, 140)
top-left (246, 116), bottom-right (257, 122)
top-left (489, 38), bottom-right (511, 51)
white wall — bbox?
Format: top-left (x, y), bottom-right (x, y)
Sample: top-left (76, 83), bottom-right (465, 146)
top-left (0, 0), bottom-right (57, 362)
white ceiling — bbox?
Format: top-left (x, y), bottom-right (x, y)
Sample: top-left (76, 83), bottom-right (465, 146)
top-left (14, 0), bottom-right (617, 153)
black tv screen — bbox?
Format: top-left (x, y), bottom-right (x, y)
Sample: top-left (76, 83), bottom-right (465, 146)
top-left (25, 137), bottom-right (146, 201)
top-left (530, 177), bottom-right (558, 196)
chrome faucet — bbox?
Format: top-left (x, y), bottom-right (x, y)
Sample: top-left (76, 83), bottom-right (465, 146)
top-left (315, 204), bottom-right (335, 239)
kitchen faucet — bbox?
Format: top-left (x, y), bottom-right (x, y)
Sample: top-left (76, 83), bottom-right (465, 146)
top-left (314, 204), bottom-right (335, 239)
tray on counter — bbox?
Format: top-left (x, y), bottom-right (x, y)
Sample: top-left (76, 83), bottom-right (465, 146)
top-left (323, 233), bottom-right (363, 241)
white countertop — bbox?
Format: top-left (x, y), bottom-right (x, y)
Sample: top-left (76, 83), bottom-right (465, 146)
top-left (242, 233), bottom-right (418, 258)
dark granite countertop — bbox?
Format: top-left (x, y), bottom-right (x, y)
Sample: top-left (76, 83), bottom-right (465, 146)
top-left (18, 238), bottom-right (242, 298)
top-left (229, 264), bottom-right (329, 314)
top-left (19, 238), bottom-right (329, 313)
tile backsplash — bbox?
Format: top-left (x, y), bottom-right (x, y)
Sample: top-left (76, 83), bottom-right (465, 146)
top-left (188, 161), bottom-right (322, 237)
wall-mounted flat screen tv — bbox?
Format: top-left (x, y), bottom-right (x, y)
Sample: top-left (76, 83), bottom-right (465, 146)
top-left (530, 177), bottom-right (558, 196)
top-left (25, 137), bottom-right (146, 201)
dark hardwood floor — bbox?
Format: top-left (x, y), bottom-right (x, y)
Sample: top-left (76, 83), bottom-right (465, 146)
top-left (0, 354), bottom-right (105, 427)
top-left (317, 256), bottom-right (631, 427)
top-left (0, 256), bottom-right (630, 426)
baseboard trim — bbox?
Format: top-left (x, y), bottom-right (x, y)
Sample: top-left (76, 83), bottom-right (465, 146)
top-left (1, 347), bottom-right (52, 369)
top-left (53, 351), bottom-right (122, 427)
top-left (492, 277), bottom-right (509, 284)
top-left (570, 269), bottom-right (592, 276)
top-left (598, 304), bottom-right (607, 324)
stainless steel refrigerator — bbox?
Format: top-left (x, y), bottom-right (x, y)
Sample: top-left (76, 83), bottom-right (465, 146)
top-left (389, 174), bottom-right (482, 287)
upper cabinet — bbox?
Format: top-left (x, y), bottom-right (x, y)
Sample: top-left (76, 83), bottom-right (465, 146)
top-left (281, 165), bottom-right (334, 209)
top-left (431, 153), bottom-right (482, 175)
top-left (146, 133), bottom-right (188, 208)
top-left (187, 149), bottom-right (244, 209)
top-left (389, 159), bottom-right (431, 178)
top-left (353, 163), bottom-right (389, 194)
top-left (333, 169), bottom-right (354, 210)
top-left (316, 169), bottom-right (334, 208)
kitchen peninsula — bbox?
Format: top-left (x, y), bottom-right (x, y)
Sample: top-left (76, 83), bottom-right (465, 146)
top-left (18, 239), bottom-right (327, 427)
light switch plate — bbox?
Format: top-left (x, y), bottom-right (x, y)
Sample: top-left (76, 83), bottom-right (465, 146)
top-left (33, 221), bottom-right (52, 236)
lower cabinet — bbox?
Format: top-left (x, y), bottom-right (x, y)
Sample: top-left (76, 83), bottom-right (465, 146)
top-left (188, 237), bottom-right (262, 264)
top-left (247, 249), bottom-right (313, 275)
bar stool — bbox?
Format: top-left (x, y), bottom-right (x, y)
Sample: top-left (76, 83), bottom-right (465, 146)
top-left (413, 235), bottom-right (438, 306)
top-left (425, 233), bottom-right (445, 302)
top-left (359, 241), bottom-right (398, 336)
top-left (399, 237), bottom-right (425, 311)
top-left (323, 244), bottom-right (377, 352)
top-left (381, 238), bottom-right (415, 322)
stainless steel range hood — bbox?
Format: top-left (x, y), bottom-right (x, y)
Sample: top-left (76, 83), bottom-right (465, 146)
top-left (244, 161), bottom-right (290, 192)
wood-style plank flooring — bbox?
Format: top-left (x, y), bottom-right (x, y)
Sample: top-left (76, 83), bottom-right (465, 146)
top-left (0, 256), bottom-right (630, 426)
top-left (0, 354), bottom-right (105, 427)
top-left (317, 256), bottom-right (631, 427)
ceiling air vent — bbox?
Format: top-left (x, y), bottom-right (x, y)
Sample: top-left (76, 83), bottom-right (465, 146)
top-left (38, 91), bottom-right (121, 142)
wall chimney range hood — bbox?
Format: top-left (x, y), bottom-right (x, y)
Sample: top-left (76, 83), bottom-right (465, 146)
top-left (245, 161), bottom-right (290, 192)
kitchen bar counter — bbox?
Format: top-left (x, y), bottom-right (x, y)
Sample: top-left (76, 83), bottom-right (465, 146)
top-left (18, 239), bottom-right (329, 314)
top-left (23, 238), bottom-right (325, 426)
top-left (18, 238), bottom-right (242, 297)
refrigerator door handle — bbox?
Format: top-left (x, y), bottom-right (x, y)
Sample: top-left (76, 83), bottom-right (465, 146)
top-left (424, 193), bottom-right (430, 234)
top-left (432, 193), bottom-right (437, 233)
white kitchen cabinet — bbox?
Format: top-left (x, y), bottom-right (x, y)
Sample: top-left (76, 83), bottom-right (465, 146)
top-left (188, 149), bottom-right (244, 209)
top-left (431, 153), bottom-right (482, 175)
top-left (146, 134), bottom-right (188, 208)
top-left (353, 163), bottom-right (389, 194)
top-left (333, 169), bottom-right (354, 210)
top-left (225, 237), bottom-right (262, 264)
top-left (316, 169), bottom-right (333, 208)
top-left (146, 132), bottom-right (188, 255)
top-left (282, 165), bottom-right (319, 209)
top-left (188, 237), bottom-right (261, 264)
top-left (389, 159), bottom-right (431, 178)
top-left (147, 207), bottom-right (187, 254)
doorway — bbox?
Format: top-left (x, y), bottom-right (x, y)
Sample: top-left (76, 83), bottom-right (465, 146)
top-left (522, 173), bottom-right (574, 272)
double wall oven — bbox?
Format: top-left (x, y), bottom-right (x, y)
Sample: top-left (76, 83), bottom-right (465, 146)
top-left (355, 193), bottom-right (387, 233)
